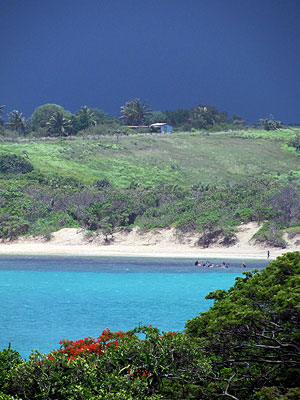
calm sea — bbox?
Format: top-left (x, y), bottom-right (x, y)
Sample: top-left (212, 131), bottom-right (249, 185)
top-left (0, 256), bottom-right (270, 359)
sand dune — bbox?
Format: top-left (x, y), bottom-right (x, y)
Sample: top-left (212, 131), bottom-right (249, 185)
top-left (0, 222), bottom-right (299, 260)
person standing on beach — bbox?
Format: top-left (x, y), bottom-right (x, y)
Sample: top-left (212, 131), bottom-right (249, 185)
top-left (267, 250), bottom-right (270, 259)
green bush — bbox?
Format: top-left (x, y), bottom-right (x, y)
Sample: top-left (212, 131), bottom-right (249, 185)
top-left (0, 346), bottom-right (22, 391)
top-left (0, 215), bottom-right (30, 240)
top-left (186, 252), bottom-right (300, 399)
top-left (285, 225), bottom-right (300, 239)
top-left (0, 154), bottom-right (34, 175)
top-left (253, 222), bottom-right (287, 248)
top-left (258, 118), bottom-right (283, 131)
top-left (288, 133), bottom-right (300, 152)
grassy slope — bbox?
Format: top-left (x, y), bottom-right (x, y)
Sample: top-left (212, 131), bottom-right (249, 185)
top-left (0, 129), bottom-right (299, 188)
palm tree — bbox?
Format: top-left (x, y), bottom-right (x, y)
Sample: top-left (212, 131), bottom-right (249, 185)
top-left (75, 105), bottom-right (96, 130)
top-left (120, 98), bottom-right (152, 125)
top-left (189, 105), bottom-right (226, 129)
top-left (7, 110), bottom-right (27, 134)
top-left (46, 111), bottom-right (72, 136)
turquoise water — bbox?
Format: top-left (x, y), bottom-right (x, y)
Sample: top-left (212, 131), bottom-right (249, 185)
top-left (0, 256), bottom-right (269, 358)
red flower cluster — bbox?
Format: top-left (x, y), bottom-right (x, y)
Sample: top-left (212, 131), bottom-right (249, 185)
top-left (127, 368), bottom-right (152, 379)
top-left (162, 331), bottom-right (176, 337)
top-left (49, 328), bottom-right (132, 362)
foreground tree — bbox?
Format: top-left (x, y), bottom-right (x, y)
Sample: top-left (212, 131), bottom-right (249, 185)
top-left (120, 98), bottom-right (153, 125)
top-left (186, 251), bottom-right (300, 399)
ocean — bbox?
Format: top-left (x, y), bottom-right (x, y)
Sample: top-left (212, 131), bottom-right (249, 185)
top-left (0, 255), bottom-right (270, 359)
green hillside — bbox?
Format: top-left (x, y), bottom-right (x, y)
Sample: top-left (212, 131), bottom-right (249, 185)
top-left (0, 129), bottom-right (299, 186)
top-left (0, 129), bottom-right (300, 245)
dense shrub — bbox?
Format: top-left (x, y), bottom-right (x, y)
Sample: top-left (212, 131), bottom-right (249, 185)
top-left (186, 252), bottom-right (300, 399)
top-left (288, 133), bottom-right (300, 152)
top-left (0, 174), bottom-right (297, 245)
top-left (0, 154), bottom-right (34, 174)
top-left (258, 118), bottom-right (283, 131)
top-left (253, 222), bottom-right (287, 248)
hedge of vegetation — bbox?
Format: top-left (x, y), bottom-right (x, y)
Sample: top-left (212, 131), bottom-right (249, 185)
top-left (1, 167), bottom-right (300, 247)
top-left (1, 252), bottom-right (299, 399)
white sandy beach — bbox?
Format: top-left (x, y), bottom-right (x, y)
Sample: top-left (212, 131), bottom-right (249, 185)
top-left (0, 222), bottom-right (299, 260)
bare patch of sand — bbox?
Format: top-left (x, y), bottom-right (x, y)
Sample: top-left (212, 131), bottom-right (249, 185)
top-left (0, 223), bottom-right (299, 259)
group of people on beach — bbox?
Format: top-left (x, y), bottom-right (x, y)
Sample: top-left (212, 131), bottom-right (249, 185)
top-left (195, 260), bottom-right (247, 268)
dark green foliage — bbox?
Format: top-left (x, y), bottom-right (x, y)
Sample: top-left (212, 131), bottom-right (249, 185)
top-left (186, 252), bottom-right (300, 399)
top-left (0, 346), bottom-right (22, 390)
top-left (46, 111), bottom-right (72, 136)
top-left (0, 183), bottom-right (79, 239)
top-left (31, 104), bottom-right (72, 131)
top-left (89, 108), bottom-right (111, 124)
top-left (1, 328), bottom-right (208, 400)
top-left (0, 154), bottom-right (34, 175)
top-left (7, 110), bottom-right (27, 135)
top-left (120, 99), bottom-right (153, 125)
top-left (253, 222), bottom-right (287, 248)
top-left (189, 104), bottom-right (228, 130)
top-left (78, 190), bottom-right (140, 236)
top-left (164, 108), bottom-right (190, 127)
top-left (145, 111), bottom-right (168, 125)
top-left (0, 105), bottom-right (5, 133)
top-left (270, 184), bottom-right (300, 227)
top-left (0, 215), bottom-right (30, 240)
top-left (230, 114), bottom-right (245, 127)
top-left (164, 104), bottom-right (230, 130)
top-left (258, 118), bottom-right (283, 131)
top-left (93, 178), bottom-right (111, 189)
top-left (288, 133), bottom-right (300, 152)
top-left (0, 172), bottom-right (297, 245)
top-left (71, 105), bottom-right (96, 133)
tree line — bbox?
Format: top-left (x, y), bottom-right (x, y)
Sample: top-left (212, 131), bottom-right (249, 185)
top-left (0, 100), bottom-right (283, 138)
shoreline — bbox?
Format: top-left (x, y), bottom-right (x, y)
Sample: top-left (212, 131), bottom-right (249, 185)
top-left (0, 242), bottom-right (292, 261)
top-left (0, 226), bottom-right (298, 261)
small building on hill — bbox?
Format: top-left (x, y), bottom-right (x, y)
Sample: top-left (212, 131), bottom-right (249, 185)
top-left (150, 123), bottom-right (173, 133)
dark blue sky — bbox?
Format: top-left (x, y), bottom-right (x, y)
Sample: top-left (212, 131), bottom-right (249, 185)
top-left (1, 0), bottom-right (300, 123)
